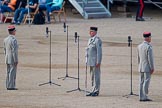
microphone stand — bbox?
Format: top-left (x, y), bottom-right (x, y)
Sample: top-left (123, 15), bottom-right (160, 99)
top-left (67, 32), bottom-right (85, 93)
top-left (58, 23), bottom-right (77, 80)
top-left (85, 62), bottom-right (88, 95)
top-left (39, 27), bottom-right (61, 86)
top-left (123, 36), bottom-right (138, 98)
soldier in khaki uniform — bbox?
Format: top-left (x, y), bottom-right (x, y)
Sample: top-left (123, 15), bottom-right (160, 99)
top-left (3, 25), bottom-right (18, 90)
top-left (137, 32), bottom-right (154, 101)
top-left (86, 27), bottom-right (102, 96)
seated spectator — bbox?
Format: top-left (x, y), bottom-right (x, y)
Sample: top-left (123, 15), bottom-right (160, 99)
top-left (0, 0), bottom-right (17, 13)
top-left (15, 0), bottom-right (27, 9)
top-left (38, 0), bottom-right (50, 23)
top-left (39, 0), bottom-right (46, 11)
top-left (1, 0), bottom-right (8, 6)
top-left (12, 0), bottom-right (38, 25)
top-left (46, 0), bottom-right (63, 23)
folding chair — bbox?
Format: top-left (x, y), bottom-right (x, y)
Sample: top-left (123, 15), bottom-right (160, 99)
top-left (3, 12), bottom-right (14, 23)
top-left (23, 5), bottom-right (39, 24)
top-left (3, 1), bottom-right (23, 23)
top-left (51, 1), bottom-right (66, 22)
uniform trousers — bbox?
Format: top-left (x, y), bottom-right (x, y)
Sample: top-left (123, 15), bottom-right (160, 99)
top-left (6, 64), bottom-right (17, 89)
top-left (90, 66), bottom-right (100, 93)
top-left (136, 0), bottom-right (144, 18)
top-left (14, 8), bottom-right (32, 23)
top-left (139, 72), bottom-right (151, 100)
top-left (46, 5), bottom-right (60, 22)
top-left (0, 5), bottom-right (13, 13)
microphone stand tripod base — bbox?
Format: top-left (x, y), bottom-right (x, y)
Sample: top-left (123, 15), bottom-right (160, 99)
top-left (123, 92), bottom-right (139, 98)
top-left (66, 87), bottom-right (87, 93)
top-left (39, 81), bottom-right (61, 86)
top-left (58, 74), bottom-right (78, 80)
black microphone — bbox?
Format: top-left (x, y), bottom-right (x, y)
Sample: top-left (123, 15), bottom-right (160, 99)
top-left (75, 32), bottom-right (77, 43)
top-left (63, 22), bottom-right (66, 32)
top-left (128, 36), bottom-right (131, 47)
top-left (46, 27), bottom-right (48, 38)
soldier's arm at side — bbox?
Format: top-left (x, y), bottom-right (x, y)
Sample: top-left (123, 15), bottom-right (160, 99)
top-left (148, 47), bottom-right (154, 74)
top-left (3, 40), bottom-right (6, 55)
top-left (96, 38), bottom-right (102, 67)
top-left (11, 39), bottom-right (18, 65)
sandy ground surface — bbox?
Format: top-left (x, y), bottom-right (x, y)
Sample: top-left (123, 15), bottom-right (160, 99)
top-left (0, 7), bottom-right (162, 108)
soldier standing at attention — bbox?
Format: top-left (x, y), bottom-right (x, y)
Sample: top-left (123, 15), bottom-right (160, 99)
top-left (86, 27), bottom-right (102, 97)
top-left (136, 0), bottom-right (145, 21)
top-left (4, 25), bottom-right (18, 90)
top-left (138, 32), bottom-right (154, 101)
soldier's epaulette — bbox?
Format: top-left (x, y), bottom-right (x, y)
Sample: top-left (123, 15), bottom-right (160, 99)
top-left (11, 37), bottom-right (15, 40)
top-left (10, 35), bottom-right (15, 40)
top-left (96, 37), bottom-right (101, 41)
top-left (95, 36), bottom-right (99, 40)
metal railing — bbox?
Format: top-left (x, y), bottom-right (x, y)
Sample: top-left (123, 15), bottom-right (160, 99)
top-left (113, 0), bottom-right (162, 10)
top-left (107, 0), bottom-right (113, 10)
top-left (82, 0), bottom-right (88, 17)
